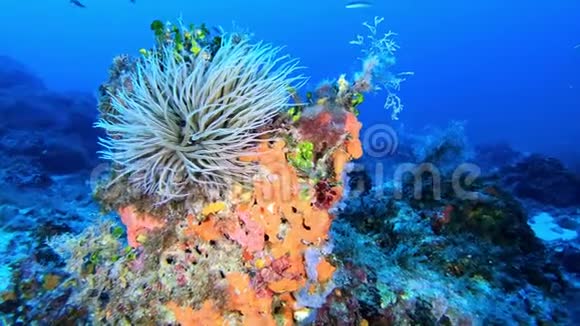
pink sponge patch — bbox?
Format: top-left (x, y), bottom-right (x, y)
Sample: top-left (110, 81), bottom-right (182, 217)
top-left (118, 205), bottom-right (165, 247)
top-left (227, 210), bottom-right (265, 253)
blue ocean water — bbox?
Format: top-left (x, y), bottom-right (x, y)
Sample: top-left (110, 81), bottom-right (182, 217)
top-left (1, 0), bottom-right (579, 160)
top-left (0, 0), bottom-right (579, 324)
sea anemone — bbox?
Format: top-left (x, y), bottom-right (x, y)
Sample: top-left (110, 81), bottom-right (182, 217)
top-left (96, 33), bottom-right (303, 203)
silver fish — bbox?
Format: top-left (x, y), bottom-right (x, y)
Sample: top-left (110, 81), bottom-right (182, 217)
top-left (345, 1), bottom-right (373, 9)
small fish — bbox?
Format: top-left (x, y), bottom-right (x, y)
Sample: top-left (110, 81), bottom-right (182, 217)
top-left (345, 1), bottom-right (373, 9)
top-left (70, 0), bottom-right (86, 8)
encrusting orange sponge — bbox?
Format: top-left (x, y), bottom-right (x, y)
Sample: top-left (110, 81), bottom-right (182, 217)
top-left (126, 109), bottom-right (366, 324)
top-left (166, 300), bottom-right (224, 326)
